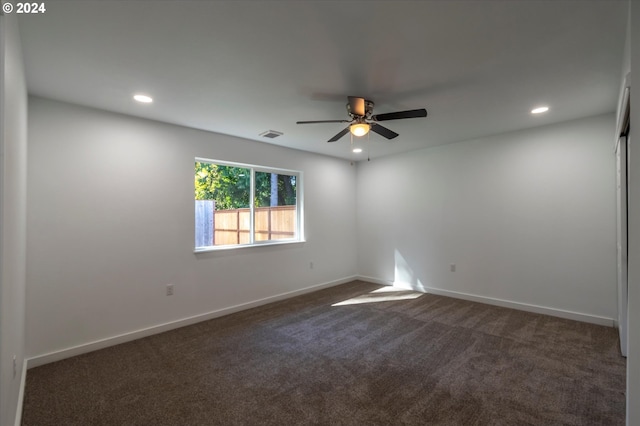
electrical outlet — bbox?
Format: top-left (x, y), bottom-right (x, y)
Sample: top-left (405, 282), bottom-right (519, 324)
top-left (166, 284), bottom-right (174, 296)
top-left (450, 263), bottom-right (456, 272)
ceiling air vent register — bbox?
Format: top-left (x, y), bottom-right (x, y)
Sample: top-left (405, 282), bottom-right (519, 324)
top-left (259, 130), bottom-right (283, 139)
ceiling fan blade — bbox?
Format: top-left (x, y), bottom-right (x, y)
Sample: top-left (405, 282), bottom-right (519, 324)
top-left (348, 96), bottom-right (366, 116)
top-left (372, 108), bottom-right (427, 122)
top-left (328, 127), bottom-right (350, 142)
top-left (296, 119), bottom-right (350, 124)
top-left (370, 123), bottom-right (399, 140)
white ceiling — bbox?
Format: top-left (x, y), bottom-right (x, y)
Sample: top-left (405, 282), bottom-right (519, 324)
top-left (18, 0), bottom-right (628, 160)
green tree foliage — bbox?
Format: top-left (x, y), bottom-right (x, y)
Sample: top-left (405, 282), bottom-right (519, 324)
top-left (254, 172), bottom-right (296, 207)
top-left (195, 162), bottom-right (296, 210)
top-left (194, 162), bottom-right (250, 209)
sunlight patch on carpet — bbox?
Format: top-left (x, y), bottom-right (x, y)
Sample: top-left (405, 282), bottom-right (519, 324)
top-left (332, 286), bottom-right (423, 306)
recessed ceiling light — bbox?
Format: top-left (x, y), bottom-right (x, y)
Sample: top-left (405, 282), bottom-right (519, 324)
top-left (531, 106), bottom-right (549, 114)
top-left (133, 94), bottom-right (153, 103)
top-left (352, 148), bottom-right (363, 153)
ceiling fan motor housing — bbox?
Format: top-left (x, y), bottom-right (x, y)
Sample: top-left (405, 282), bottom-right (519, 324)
top-left (347, 99), bottom-right (375, 118)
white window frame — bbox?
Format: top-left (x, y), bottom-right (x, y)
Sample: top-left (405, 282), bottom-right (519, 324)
top-left (194, 157), bottom-right (304, 252)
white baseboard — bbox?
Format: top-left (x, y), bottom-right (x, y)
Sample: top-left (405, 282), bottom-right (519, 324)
top-left (356, 275), bottom-right (392, 286)
top-left (27, 276), bottom-right (357, 369)
top-left (357, 275), bottom-right (616, 327)
top-left (26, 274), bottom-right (615, 369)
top-left (15, 359), bottom-right (27, 426)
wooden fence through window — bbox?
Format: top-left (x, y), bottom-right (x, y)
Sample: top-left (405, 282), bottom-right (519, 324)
top-left (196, 204), bottom-right (296, 246)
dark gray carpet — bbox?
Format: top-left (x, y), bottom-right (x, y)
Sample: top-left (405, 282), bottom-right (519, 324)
top-left (22, 280), bottom-right (625, 425)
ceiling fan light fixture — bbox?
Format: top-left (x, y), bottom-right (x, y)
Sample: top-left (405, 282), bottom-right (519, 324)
top-left (350, 123), bottom-right (370, 137)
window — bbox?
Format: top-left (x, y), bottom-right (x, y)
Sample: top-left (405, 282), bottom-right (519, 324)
top-left (194, 158), bottom-right (302, 250)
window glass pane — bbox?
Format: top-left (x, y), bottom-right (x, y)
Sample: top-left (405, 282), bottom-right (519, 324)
top-left (195, 162), bottom-right (250, 247)
top-left (254, 172), bottom-right (297, 242)
top-left (195, 159), bottom-right (301, 250)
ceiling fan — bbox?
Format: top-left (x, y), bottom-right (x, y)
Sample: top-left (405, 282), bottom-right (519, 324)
top-left (296, 96), bottom-right (427, 142)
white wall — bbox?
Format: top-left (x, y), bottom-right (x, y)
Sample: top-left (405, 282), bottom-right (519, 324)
top-left (0, 11), bottom-right (28, 426)
top-left (357, 114), bottom-right (617, 323)
top-left (626, 2), bottom-right (639, 424)
top-left (26, 97), bottom-right (357, 362)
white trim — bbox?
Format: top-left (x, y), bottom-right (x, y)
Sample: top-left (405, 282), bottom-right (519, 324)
top-left (26, 274), bottom-right (615, 369)
top-left (27, 276), bottom-right (357, 369)
top-left (356, 275), bottom-right (391, 286)
top-left (194, 157), bottom-right (301, 176)
top-left (194, 239), bottom-right (306, 253)
top-left (615, 72), bottom-right (631, 142)
top-left (14, 359), bottom-right (27, 426)
top-left (250, 168), bottom-right (256, 244)
top-left (357, 276), bottom-right (616, 327)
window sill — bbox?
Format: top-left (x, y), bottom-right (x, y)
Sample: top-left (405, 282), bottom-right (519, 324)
top-left (194, 239), bottom-right (306, 254)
